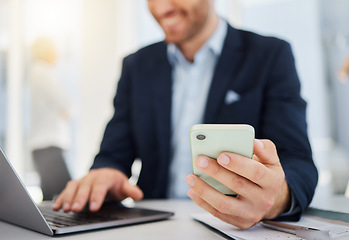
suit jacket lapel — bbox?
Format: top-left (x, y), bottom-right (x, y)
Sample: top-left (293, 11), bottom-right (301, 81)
top-left (204, 25), bottom-right (244, 123)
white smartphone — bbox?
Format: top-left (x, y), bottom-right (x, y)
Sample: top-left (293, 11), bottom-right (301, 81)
top-left (190, 124), bottom-right (255, 195)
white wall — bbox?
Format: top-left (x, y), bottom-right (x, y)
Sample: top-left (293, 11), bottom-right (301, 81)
top-left (76, 0), bottom-right (118, 177)
top-left (6, 0), bottom-right (25, 176)
top-left (76, 1), bottom-right (142, 178)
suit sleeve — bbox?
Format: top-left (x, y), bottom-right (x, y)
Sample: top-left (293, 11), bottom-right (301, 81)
top-left (90, 56), bottom-right (136, 178)
top-left (260, 41), bottom-right (318, 220)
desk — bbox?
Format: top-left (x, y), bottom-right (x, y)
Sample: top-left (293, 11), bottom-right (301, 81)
top-left (0, 199), bottom-right (226, 240)
top-left (1, 194), bottom-right (349, 240)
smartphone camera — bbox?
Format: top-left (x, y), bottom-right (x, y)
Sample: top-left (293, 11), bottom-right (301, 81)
top-left (196, 134), bottom-right (206, 140)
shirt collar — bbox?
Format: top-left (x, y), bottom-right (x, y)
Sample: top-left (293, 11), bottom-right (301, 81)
top-left (167, 18), bottom-right (228, 65)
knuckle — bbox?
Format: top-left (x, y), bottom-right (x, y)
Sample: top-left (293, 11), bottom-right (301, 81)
top-left (237, 220), bottom-right (256, 230)
top-left (190, 178), bottom-right (205, 196)
top-left (231, 155), bottom-right (243, 169)
top-left (253, 167), bottom-right (265, 181)
top-left (251, 215), bottom-right (262, 225)
top-left (92, 184), bottom-right (108, 196)
top-left (260, 195), bottom-right (275, 211)
top-left (66, 180), bottom-right (78, 188)
top-left (211, 163), bottom-right (222, 177)
top-left (77, 189), bottom-right (90, 199)
top-left (271, 175), bottom-right (284, 191)
top-left (275, 178), bottom-right (284, 190)
top-left (53, 196), bottom-right (62, 204)
top-left (238, 224), bottom-right (249, 230)
top-left (245, 212), bottom-right (262, 225)
top-left (74, 195), bottom-right (88, 205)
top-left (195, 183), bottom-right (205, 196)
top-left (210, 209), bottom-right (221, 219)
top-left (265, 139), bottom-right (275, 148)
top-left (232, 177), bottom-right (245, 190)
top-left (93, 177), bottom-right (107, 187)
top-left (89, 169), bottom-right (99, 175)
top-left (216, 199), bottom-right (233, 215)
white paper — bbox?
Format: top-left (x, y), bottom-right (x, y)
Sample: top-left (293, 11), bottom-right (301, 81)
top-left (192, 212), bottom-right (301, 239)
top-left (192, 212), bottom-right (349, 239)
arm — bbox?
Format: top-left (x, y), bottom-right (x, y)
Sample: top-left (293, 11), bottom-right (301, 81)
top-left (260, 41), bottom-right (317, 218)
top-left (90, 56), bottom-right (137, 176)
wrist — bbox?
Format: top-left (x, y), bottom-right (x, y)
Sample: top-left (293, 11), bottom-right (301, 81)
top-left (265, 179), bottom-right (291, 219)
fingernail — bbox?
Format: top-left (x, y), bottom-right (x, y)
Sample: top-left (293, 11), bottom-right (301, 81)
top-left (218, 154), bottom-right (230, 165)
top-left (256, 139), bottom-right (264, 149)
top-left (187, 190), bottom-right (194, 199)
top-left (72, 202), bottom-right (80, 210)
top-left (52, 202), bottom-right (59, 210)
top-left (63, 202), bottom-right (70, 211)
top-left (186, 175), bottom-right (196, 187)
top-left (90, 201), bottom-right (98, 211)
top-left (197, 157), bottom-right (208, 168)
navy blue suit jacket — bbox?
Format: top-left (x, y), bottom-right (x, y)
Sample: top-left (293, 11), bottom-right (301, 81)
top-left (91, 24), bottom-right (318, 219)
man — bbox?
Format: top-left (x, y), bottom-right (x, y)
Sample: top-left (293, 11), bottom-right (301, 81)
top-left (53, 0), bottom-right (318, 229)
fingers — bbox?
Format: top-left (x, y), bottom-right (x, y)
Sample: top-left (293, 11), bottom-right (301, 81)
top-left (186, 174), bottom-right (242, 215)
top-left (252, 139), bottom-right (279, 166)
top-left (186, 175), bottom-right (262, 229)
top-left (85, 172), bottom-right (143, 212)
top-left (187, 138), bottom-right (289, 228)
top-left (194, 153), bottom-right (272, 197)
top-left (72, 176), bottom-right (98, 212)
top-left (52, 180), bottom-right (79, 212)
top-left (121, 182), bottom-right (144, 201)
top-left (218, 153), bottom-right (268, 188)
top-left (213, 139), bottom-right (283, 189)
top-left (197, 155), bottom-right (263, 198)
top-left (88, 179), bottom-right (110, 212)
top-left (193, 152), bottom-right (283, 205)
top-left (53, 171), bottom-right (104, 213)
top-left (52, 168), bottom-right (144, 213)
top-left (192, 139), bottom-right (283, 191)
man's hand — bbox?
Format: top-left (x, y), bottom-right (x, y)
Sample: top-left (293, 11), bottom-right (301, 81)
top-left (185, 139), bottom-right (291, 229)
top-left (52, 168), bottom-right (144, 213)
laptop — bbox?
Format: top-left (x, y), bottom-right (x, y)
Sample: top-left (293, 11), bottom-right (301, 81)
top-left (0, 147), bottom-right (174, 236)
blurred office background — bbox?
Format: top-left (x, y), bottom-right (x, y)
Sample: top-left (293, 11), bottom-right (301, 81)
top-left (0, 0), bottom-right (348, 202)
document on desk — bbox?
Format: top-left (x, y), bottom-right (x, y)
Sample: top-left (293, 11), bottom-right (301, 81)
top-left (192, 212), bottom-right (349, 239)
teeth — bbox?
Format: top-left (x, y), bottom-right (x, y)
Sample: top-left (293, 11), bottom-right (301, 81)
top-left (162, 15), bottom-right (181, 27)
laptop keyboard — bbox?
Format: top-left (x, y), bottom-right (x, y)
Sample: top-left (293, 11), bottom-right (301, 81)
top-left (39, 204), bottom-right (124, 228)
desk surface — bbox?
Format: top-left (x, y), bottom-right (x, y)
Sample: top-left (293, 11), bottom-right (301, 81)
top-left (0, 199), bottom-right (226, 240)
top-left (1, 192), bottom-right (349, 240)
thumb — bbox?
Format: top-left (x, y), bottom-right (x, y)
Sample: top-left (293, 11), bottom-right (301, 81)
top-left (253, 139), bottom-right (280, 165)
top-left (122, 181), bottom-right (144, 201)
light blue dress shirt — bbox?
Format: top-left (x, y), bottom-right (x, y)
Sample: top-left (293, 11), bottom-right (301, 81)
top-left (167, 19), bottom-right (228, 198)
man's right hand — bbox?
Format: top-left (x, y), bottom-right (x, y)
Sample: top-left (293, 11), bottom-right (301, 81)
top-left (52, 168), bottom-right (144, 213)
